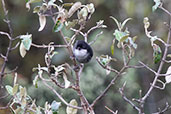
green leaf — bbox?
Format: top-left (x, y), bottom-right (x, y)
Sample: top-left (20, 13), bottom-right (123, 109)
top-left (20, 34), bottom-right (32, 51)
top-left (113, 29), bottom-right (128, 42)
top-left (120, 34), bottom-right (129, 42)
top-left (66, 99), bottom-right (78, 114)
top-left (153, 44), bottom-right (162, 64)
top-left (110, 16), bottom-right (121, 30)
top-left (152, 0), bottom-right (161, 12)
top-left (53, 19), bottom-right (64, 32)
top-left (51, 101), bottom-right (61, 112)
top-left (5, 85), bottom-right (13, 95)
top-left (111, 39), bottom-right (115, 55)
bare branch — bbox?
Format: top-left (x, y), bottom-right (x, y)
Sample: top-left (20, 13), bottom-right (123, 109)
top-left (152, 102), bottom-right (171, 114)
top-left (90, 63), bottom-right (127, 107)
top-left (119, 82), bottom-right (142, 114)
top-left (158, 4), bottom-right (171, 17)
top-left (139, 61), bottom-right (157, 75)
top-left (0, 31), bottom-right (12, 40)
top-left (31, 43), bottom-right (67, 48)
top-left (11, 42), bottom-right (20, 51)
top-left (39, 73), bottom-right (82, 110)
top-left (0, 67), bottom-right (18, 76)
top-left (89, 31), bottom-right (103, 45)
top-left (105, 106), bottom-right (118, 114)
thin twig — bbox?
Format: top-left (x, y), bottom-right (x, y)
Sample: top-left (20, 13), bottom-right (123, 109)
top-left (152, 102), bottom-right (171, 114)
top-left (105, 106), bottom-right (118, 114)
top-left (31, 43), bottom-right (67, 48)
top-left (89, 31), bottom-right (103, 45)
top-left (158, 4), bottom-right (171, 17)
top-left (0, 67), bottom-right (18, 76)
top-left (0, 0), bottom-right (14, 86)
top-left (0, 31), bottom-right (12, 40)
top-left (119, 82), bottom-right (142, 114)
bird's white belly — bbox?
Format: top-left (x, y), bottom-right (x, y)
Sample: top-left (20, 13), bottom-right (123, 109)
top-left (74, 49), bottom-right (87, 59)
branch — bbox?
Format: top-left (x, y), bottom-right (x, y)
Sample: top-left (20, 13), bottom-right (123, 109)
top-left (0, 0), bottom-right (14, 85)
top-left (31, 43), bottom-right (67, 48)
top-left (158, 4), bottom-right (171, 17)
top-left (0, 67), bottom-right (18, 76)
top-left (105, 106), bottom-right (118, 114)
top-left (89, 31), bottom-right (103, 45)
top-left (152, 102), bottom-right (171, 114)
top-left (119, 82), bottom-right (142, 114)
top-left (39, 74), bottom-right (82, 110)
top-left (0, 31), bottom-right (12, 40)
top-left (90, 64), bottom-right (126, 107)
top-left (141, 19), bottom-right (171, 102)
top-left (96, 57), bottom-right (119, 74)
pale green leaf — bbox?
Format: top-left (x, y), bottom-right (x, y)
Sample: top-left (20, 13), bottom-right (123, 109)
top-left (20, 87), bottom-right (27, 98)
top-left (5, 85), bottom-right (13, 95)
top-left (13, 84), bottom-right (19, 95)
top-left (26, 0), bottom-right (41, 11)
top-left (20, 34), bottom-right (32, 50)
top-left (121, 18), bottom-right (132, 30)
top-left (120, 34), bottom-right (129, 42)
top-left (33, 6), bottom-right (41, 13)
top-left (165, 66), bottom-right (171, 84)
top-left (65, 20), bottom-right (78, 29)
top-left (167, 54), bottom-right (171, 58)
top-left (106, 66), bottom-right (111, 75)
top-left (110, 16), bottom-right (121, 30)
top-left (19, 42), bottom-right (27, 58)
top-left (63, 74), bottom-right (70, 88)
top-left (77, 7), bottom-right (88, 21)
top-left (38, 15), bottom-right (46, 31)
top-left (152, 0), bottom-right (161, 12)
top-left (66, 99), bottom-right (78, 114)
top-left (113, 29), bottom-right (128, 42)
top-left (68, 2), bottom-right (82, 18)
top-left (128, 37), bottom-right (137, 49)
top-left (33, 75), bottom-right (39, 88)
top-left (51, 101), bottom-right (61, 112)
top-left (87, 3), bottom-right (95, 14)
top-left (13, 73), bottom-right (18, 86)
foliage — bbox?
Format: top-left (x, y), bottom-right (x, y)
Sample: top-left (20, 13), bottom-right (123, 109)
top-left (0, 0), bottom-right (171, 114)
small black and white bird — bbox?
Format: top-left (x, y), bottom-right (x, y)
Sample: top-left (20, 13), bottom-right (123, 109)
top-left (73, 40), bottom-right (93, 63)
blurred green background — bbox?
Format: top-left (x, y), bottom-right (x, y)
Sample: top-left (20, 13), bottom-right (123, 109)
top-left (0, 0), bottom-right (171, 114)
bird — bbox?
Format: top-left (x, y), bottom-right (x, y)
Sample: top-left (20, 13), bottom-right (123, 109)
top-left (73, 40), bottom-right (93, 63)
